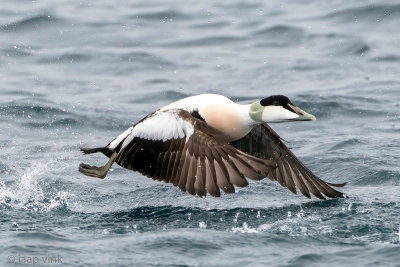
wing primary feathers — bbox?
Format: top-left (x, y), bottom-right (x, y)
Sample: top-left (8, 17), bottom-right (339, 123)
top-left (160, 151), bottom-right (171, 182)
top-left (204, 147), bottom-right (221, 195)
top-left (153, 151), bottom-right (165, 181)
top-left (169, 139), bottom-right (185, 183)
top-left (214, 160), bottom-right (235, 193)
top-left (194, 158), bottom-right (206, 197)
top-left (289, 165), bottom-right (311, 198)
top-left (223, 157), bottom-right (248, 187)
top-left (231, 123), bottom-right (346, 199)
top-left (211, 148), bottom-right (231, 181)
top-left (185, 156), bottom-right (197, 195)
top-left (204, 158), bottom-right (221, 197)
top-left (276, 161), bottom-right (287, 187)
top-left (229, 157), bottom-right (265, 180)
top-left (154, 140), bottom-right (173, 181)
top-left (177, 150), bottom-right (190, 190)
top-left (282, 160), bottom-right (297, 194)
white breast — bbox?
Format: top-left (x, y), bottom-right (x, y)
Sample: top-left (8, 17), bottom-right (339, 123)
top-left (198, 104), bottom-right (252, 141)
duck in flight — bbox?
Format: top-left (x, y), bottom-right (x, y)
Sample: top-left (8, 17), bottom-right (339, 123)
top-left (79, 94), bottom-right (346, 199)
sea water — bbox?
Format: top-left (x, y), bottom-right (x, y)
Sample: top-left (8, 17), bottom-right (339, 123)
top-left (1, 1), bottom-right (399, 266)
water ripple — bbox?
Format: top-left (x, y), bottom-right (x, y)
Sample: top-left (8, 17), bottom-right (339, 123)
top-left (1, 1), bottom-right (399, 265)
top-left (128, 10), bottom-right (190, 21)
top-left (14, 232), bottom-right (71, 242)
top-left (0, 99), bottom-right (129, 130)
top-left (1, 14), bottom-right (61, 32)
top-left (329, 138), bottom-right (366, 151)
top-left (370, 55), bottom-right (400, 62)
top-left (0, 46), bottom-right (33, 57)
top-left (37, 53), bottom-right (92, 64)
top-left (162, 35), bottom-right (243, 47)
top-left (322, 4), bottom-right (400, 22)
top-left (253, 25), bottom-right (304, 47)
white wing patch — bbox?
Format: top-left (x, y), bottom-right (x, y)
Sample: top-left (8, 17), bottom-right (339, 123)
top-left (119, 110), bottom-right (194, 150)
top-left (108, 126), bottom-right (133, 149)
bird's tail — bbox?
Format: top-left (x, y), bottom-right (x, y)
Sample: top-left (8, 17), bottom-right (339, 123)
top-left (80, 147), bottom-right (109, 155)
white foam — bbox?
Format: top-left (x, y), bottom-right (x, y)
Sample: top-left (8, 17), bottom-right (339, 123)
top-left (0, 160), bottom-right (74, 212)
top-left (232, 222), bottom-right (259, 233)
top-left (199, 221), bottom-right (207, 229)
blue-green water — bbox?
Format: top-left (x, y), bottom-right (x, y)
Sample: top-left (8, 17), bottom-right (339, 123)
top-left (1, 1), bottom-right (399, 266)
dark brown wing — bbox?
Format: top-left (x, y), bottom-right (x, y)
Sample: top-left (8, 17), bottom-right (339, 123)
top-left (230, 123), bottom-right (346, 199)
top-left (114, 110), bottom-right (277, 197)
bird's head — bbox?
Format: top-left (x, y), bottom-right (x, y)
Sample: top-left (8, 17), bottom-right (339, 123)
top-left (249, 95), bottom-right (316, 123)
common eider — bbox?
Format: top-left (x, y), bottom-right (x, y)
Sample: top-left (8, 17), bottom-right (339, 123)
top-left (79, 94), bottom-right (346, 199)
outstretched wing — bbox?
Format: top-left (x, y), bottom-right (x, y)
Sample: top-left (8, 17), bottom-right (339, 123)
top-left (111, 110), bottom-right (277, 197)
top-left (230, 123), bottom-right (346, 199)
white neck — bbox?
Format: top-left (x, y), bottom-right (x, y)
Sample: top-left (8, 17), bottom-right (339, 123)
top-left (236, 104), bottom-right (259, 127)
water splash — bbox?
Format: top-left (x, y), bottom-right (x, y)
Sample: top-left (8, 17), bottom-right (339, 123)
top-left (199, 221), bottom-right (207, 229)
top-left (0, 160), bottom-right (73, 212)
top-left (232, 222), bottom-right (258, 233)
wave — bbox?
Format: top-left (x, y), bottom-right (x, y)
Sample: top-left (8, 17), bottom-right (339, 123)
top-left (0, 14), bottom-right (61, 32)
top-left (129, 90), bottom-right (190, 104)
top-left (329, 138), bottom-right (366, 151)
top-left (0, 98), bottom-right (129, 130)
top-left (352, 169), bottom-right (400, 186)
top-left (0, 46), bottom-right (32, 58)
top-left (118, 51), bottom-right (175, 66)
top-left (47, 195), bottom-right (398, 245)
top-left (309, 32), bottom-right (371, 56)
top-left (252, 25), bottom-right (304, 47)
top-left (190, 20), bottom-right (230, 29)
top-left (333, 40), bottom-right (371, 56)
top-left (295, 94), bottom-right (387, 119)
top-left (255, 25), bottom-right (303, 37)
top-left (1, 103), bottom-right (67, 117)
top-left (162, 35), bottom-right (243, 47)
top-left (128, 10), bottom-right (190, 21)
top-left (0, 99), bottom-right (75, 129)
top-left (14, 232), bottom-right (71, 242)
top-left (290, 245), bottom-right (400, 267)
top-left (321, 4), bottom-right (400, 22)
top-left (89, 201), bottom-right (343, 229)
top-left (370, 55), bottom-right (400, 62)
top-left (2, 179), bottom-right (398, 243)
top-left (37, 53), bottom-right (92, 64)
